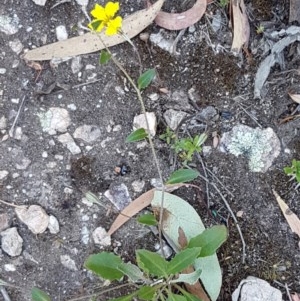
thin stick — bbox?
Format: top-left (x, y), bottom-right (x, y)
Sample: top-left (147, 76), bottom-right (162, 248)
top-left (196, 152), bottom-right (210, 207)
top-left (0, 286), bottom-right (11, 301)
top-left (285, 283), bottom-right (293, 301)
top-left (9, 95), bottom-right (26, 137)
top-left (0, 199), bottom-right (26, 209)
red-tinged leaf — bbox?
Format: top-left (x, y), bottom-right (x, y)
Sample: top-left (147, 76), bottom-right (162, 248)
top-left (291, 293), bottom-right (300, 301)
top-left (155, 0), bottom-right (206, 30)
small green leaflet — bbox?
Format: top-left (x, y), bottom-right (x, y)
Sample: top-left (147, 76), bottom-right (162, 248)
top-left (99, 50), bottom-right (111, 64)
top-left (108, 292), bottom-right (137, 301)
top-left (136, 249), bottom-right (168, 277)
top-left (181, 291), bottom-right (203, 301)
top-left (167, 248), bottom-right (201, 275)
top-left (90, 20), bottom-right (102, 31)
top-left (188, 225), bottom-right (228, 257)
top-left (137, 286), bottom-right (157, 300)
top-left (138, 69), bottom-right (156, 90)
top-left (166, 169), bottom-right (199, 184)
top-left (84, 252), bottom-right (124, 280)
top-left (126, 128), bottom-right (148, 143)
top-left (137, 213), bottom-right (158, 226)
top-left (31, 287), bottom-right (51, 301)
top-left (166, 293), bottom-right (187, 301)
top-left (169, 267), bottom-right (202, 285)
top-left (117, 262), bottom-right (146, 282)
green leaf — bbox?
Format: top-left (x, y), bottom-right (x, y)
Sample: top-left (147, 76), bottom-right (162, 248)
top-left (188, 225), bottom-right (228, 257)
top-left (136, 249), bottom-right (168, 277)
top-left (99, 50), bottom-right (111, 64)
top-left (31, 288), bottom-right (51, 301)
top-left (108, 292), bottom-right (137, 301)
top-left (167, 293), bottom-right (187, 301)
top-left (181, 290), bottom-right (203, 301)
top-left (137, 69), bottom-right (156, 90)
top-left (170, 267), bottom-right (202, 285)
top-left (166, 169), bottom-right (199, 184)
top-left (126, 128), bottom-right (148, 143)
top-left (137, 286), bottom-right (156, 300)
top-left (138, 213), bottom-right (158, 226)
top-left (117, 262), bottom-right (146, 282)
top-left (283, 167), bottom-right (293, 175)
top-left (167, 248), bottom-right (201, 275)
top-left (89, 19), bottom-right (102, 31)
top-left (84, 252), bottom-right (124, 280)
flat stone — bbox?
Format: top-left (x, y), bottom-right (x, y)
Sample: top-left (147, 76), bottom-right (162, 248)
top-left (48, 215), bottom-right (60, 234)
top-left (73, 125), bottom-right (101, 143)
top-left (1, 227), bottom-right (23, 256)
top-left (15, 205), bottom-right (49, 234)
top-left (220, 125), bottom-right (281, 173)
top-left (104, 183), bottom-right (132, 211)
top-left (163, 109), bottom-right (188, 130)
top-left (92, 227), bottom-right (111, 247)
top-left (133, 112), bottom-right (157, 137)
top-left (57, 133), bottom-right (81, 155)
top-left (38, 107), bottom-right (71, 135)
top-left (60, 254), bottom-right (77, 271)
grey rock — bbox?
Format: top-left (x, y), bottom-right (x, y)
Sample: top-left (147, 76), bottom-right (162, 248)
top-left (4, 264), bottom-right (16, 271)
top-left (9, 39), bottom-right (23, 54)
top-left (38, 107), bottom-right (71, 135)
top-left (15, 157), bottom-right (31, 170)
top-left (92, 227), bottom-right (111, 246)
top-left (0, 14), bottom-right (19, 35)
top-left (57, 133), bottom-right (81, 154)
top-left (104, 183), bottom-right (132, 211)
top-left (73, 125), bottom-right (101, 143)
top-left (197, 106), bottom-right (218, 121)
top-left (81, 225), bottom-right (89, 245)
top-left (133, 112), bottom-right (157, 137)
top-left (150, 30), bottom-right (174, 53)
top-left (0, 68), bottom-right (7, 74)
top-left (56, 25), bottom-right (68, 41)
top-left (48, 215), bottom-right (60, 234)
top-left (0, 213), bottom-right (9, 232)
top-left (0, 170), bottom-right (9, 180)
top-left (0, 116), bottom-right (7, 129)
top-left (15, 205), bottom-right (50, 234)
top-left (163, 109), bottom-right (188, 130)
top-left (71, 56), bottom-right (82, 74)
top-left (220, 124), bottom-right (281, 172)
top-left (131, 180), bottom-right (145, 193)
top-left (32, 0), bottom-right (47, 6)
top-left (1, 227), bottom-right (23, 256)
top-left (60, 254), bottom-right (77, 271)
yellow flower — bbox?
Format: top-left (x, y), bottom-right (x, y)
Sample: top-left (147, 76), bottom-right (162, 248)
top-left (88, 2), bottom-right (122, 36)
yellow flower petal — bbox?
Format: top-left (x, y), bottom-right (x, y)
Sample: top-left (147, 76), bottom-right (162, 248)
top-left (90, 3), bottom-right (106, 20)
top-left (105, 16), bottom-right (122, 35)
top-left (104, 2), bottom-right (119, 19)
top-left (88, 19), bottom-right (104, 32)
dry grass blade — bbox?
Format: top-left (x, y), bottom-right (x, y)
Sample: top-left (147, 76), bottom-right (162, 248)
top-left (155, 0), bottom-right (206, 30)
top-left (231, 0), bottom-right (250, 53)
top-left (23, 0), bottom-right (164, 61)
top-left (273, 190), bottom-right (300, 238)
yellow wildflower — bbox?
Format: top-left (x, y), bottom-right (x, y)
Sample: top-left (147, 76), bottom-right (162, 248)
top-left (88, 2), bottom-right (122, 36)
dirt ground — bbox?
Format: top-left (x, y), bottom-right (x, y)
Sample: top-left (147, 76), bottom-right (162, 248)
top-left (0, 0), bottom-right (300, 300)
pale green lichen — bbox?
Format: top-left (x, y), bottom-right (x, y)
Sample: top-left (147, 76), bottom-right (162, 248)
top-left (227, 128), bottom-right (272, 172)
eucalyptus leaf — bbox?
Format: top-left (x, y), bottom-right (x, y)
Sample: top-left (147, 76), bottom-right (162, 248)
top-left (137, 285), bottom-right (157, 300)
top-left (84, 252), bottom-right (124, 280)
top-left (151, 191), bottom-right (222, 301)
top-left (167, 247), bottom-right (201, 275)
top-left (169, 267), bottom-right (202, 285)
top-left (166, 169), bottom-right (199, 184)
top-left (137, 213), bottom-right (158, 226)
top-left (136, 249), bottom-right (168, 277)
top-left (31, 287), bottom-right (51, 301)
top-left (188, 225), bottom-right (228, 257)
top-left (117, 262), bottom-right (146, 282)
top-left (126, 128), bottom-right (148, 143)
top-left (167, 293), bottom-right (187, 301)
top-left (138, 69), bottom-right (156, 90)
top-left (99, 50), bottom-right (111, 64)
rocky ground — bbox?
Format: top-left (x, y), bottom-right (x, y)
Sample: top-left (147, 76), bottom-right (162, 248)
top-left (0, 0), bottom-right (300, 300)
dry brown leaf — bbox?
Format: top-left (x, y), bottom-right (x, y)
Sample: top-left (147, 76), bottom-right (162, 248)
top-left (155, 0), bottom-right (206, 30)
top-left (273, 190), bottom-right (300, 238)
top-left (23, 0), bottom-right (164, 61)
top-left (289, 92), bottom-right (300, 104)
top-left (231, 0), bottom-right (250, 53)
top-left (292, 293), bottom-right (300, 301)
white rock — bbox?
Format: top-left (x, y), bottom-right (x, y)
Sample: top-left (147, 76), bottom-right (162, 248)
top-left (133, 112), bottom-right (157, 137)
top-left (71, 56), bottom-right (82, 74)
top-left (1, 227), bottom-right (23, 256)
top-left (4, 264), bottom-right (16, 272)
top-left (57, 133), bottom-right (81, 154)
top-left (0, 116), bottom-right (7, 129)
top-left (75, 0), bottom-right (89, 5)
top-left (15, 205), bottom-right (49, 234)
top-left (0, 68), bottom-right (7, 74)
top-left (81, 225), bottom-right (89, 245)
top-left (0, 14), bottom-right (19, 35)
top-left (38, 107), bottom-right (71, 135)
top-left (9, 39), bottom-right (23, 54)
top-left (150, 30), bottom-right (174, 54)
top-left (60, 254), bottom-right (77, 271)
top-left (104, 183), bottom-right (132, 211)
top-left (15, 158), bottom-right (31, 170)
top-left (48, 215), bottom-right (60, 234)
top-left (32, 0), bottom-right (47, 6)
top-left (92, 227), bottom-right (111, 247)
top-left (131, 180), bottom-right (145, 193)
top-left (73, 125), bottom-right (101, 143)
top-left (56, 25), bottom-right (68, 41)
top-left (14, 126), bottom-right (22, 140)
top-left (0, 170), bottom-right (9, 180)
top-left (163, 109), bottom-right (187, 130)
